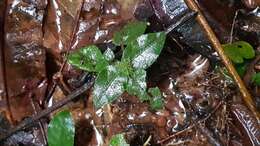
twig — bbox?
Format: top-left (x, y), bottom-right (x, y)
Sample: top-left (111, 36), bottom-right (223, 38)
top-left (143, 135), bottom-right (152, 146)
top-left (45, 0), bottom-right (85, 103)
top-left (166, 11), bottom-right (198, 34)
top-left (59, 0), bottom-right (84, 72)
top-left (158, 101), bottom-right (223, 144)
top-left (197, 125), bottom-right (223, 146)
top-left (184, 0), bottom-right (260, 121)
top-left (188, 99), bottom-right (223, 146)
top-left (29, 96), bottom-right (47, 145)
top-left (229, 10), bottom-right (239, 44)
top-left (0, 77), bottom-right (94, 141)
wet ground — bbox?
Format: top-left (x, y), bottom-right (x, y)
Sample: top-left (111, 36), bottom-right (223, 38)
top-left (0, 0), bottom-right (259, 146)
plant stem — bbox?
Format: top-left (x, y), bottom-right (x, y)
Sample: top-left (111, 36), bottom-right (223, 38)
top-left (0, 77), bottom-right (94, 141)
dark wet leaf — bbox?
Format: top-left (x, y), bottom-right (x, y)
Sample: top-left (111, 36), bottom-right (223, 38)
top-left (43, 0), bottom-right (83, 54)
top-left (122, 32), bottom-right (166, 69)
top-left (126, 69), bottom-right (150, 101)
top-left (252, 73), bottom-right (260, 86)
top-left (113, 21), bottom-right (147, 45)
top-left (93, 64), bottom-right (128, 108)
top-left (68, 45), bottom-right (108, 72)
top-left (4, 0), bottom-right (48, 121)
top-left (223, 41), bottom-right (255, 64)
top-left (149, 87), bottom-right (163, 110)
top-left (47, 111), bottom-right (75, 146)
top-left (109, 133), bottom-right (129, 146)
top-left (104, 48), bottom-right (115, 62)
top-left (3, 131), bottom-right (41, 146)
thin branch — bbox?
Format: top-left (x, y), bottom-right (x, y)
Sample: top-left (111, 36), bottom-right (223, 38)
top-left (143, 135), bottom-right (152, 146)
top-left (229, 10), bottom-right (239, 44)
top-left (0, 77), bottom-right (94, 141)
top-left (184, 0), bottom-right (260, 120)
top-left (197, 125), bottom-right (223, 146)
top-left (158, 101), bottom-right (223, 144)
top-left (45, 0), bottom-right (85, 103)
top-left (166, 11), bottom-right (198, 34)
top-left (29, 96), bottom-right (47, 145)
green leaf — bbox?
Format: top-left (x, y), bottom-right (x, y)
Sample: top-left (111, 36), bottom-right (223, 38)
top-left (122, 32), bottom-right (166, 69)
top-left (252, 73), bottom-right (260, 86)
top-left (104, 48), bottom-right (115, 62)
top-left (235, 63), bottom-right (247, 77)
top-left (93, 64), bottom-right (128, 108)
top-left (114, 60), bottom-right (131, 77)
top-left (223, 41), bottom-right (255, 64)
top-left (109, 134), bottom-right (129, 146)
top-left (113, 21), bottom-right (147, 45)
top-left (148, 87), bottom-right (163, 110)
top-left (150, 97), bottom-right (164, 110)
top-left (68, 45), bottom-right (108, 72)
top-left (47, 111), bottom-right (75, 146)
top-left (126, 69), bottom-right (150, 101)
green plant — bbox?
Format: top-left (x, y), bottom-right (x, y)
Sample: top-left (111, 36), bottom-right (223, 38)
top-left (68, 21), bottom-right (166, 109)
top-left (109, 133), bottom-right (129, 146)
top-left (223, 41), bottom-right (255, 64)
top-left (47, 111), bottom-right (75, 146)
top-left (222, 41), bottom-right (260, 86)
top-left (252, 73), bottom-right (260, 86)
top-left (46, 21), bottom-right (166, 146)
top-left (223, 41), bottom-right (255, 77)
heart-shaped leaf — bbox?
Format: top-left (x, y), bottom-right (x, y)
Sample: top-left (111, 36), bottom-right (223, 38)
top-left (47, 111), bottom-right (75, 146)
top-left (122, 32), bottom-right (166, 69)
top-left (223, 41), bottom-right (255, 64)
top-left (68, 45), bottom-right (108, 72)
top-left (113, 21), bottom-right (147, 45)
